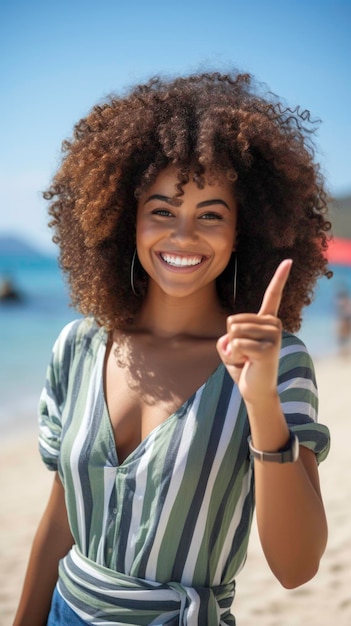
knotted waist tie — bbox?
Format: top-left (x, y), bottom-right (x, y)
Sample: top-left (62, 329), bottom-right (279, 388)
top-left (58, 546), bottom-right (236, 625)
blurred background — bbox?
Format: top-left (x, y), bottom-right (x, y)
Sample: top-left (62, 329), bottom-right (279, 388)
top-left (1, 0), bottom-right (351, 437)
top-left (1, 3), bottom-right (351, 625)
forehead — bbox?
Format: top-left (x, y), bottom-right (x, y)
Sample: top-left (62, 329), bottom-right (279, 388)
top-left (142, 165), bottom-right (234, 197)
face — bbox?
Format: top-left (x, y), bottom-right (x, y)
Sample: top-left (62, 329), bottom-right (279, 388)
top-left (136, 165), bottom-right (238, 300)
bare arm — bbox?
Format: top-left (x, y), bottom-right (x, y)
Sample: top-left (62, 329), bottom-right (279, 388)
top-left (245, 396), bottom-right (327, 588)
top-left (13, 472), bottom-right (74, 626)
top-left (217, 260), bottom-right (328, 588)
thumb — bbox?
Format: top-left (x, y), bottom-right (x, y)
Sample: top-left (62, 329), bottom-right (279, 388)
top-left (217, 334), bottom-right (230, 358)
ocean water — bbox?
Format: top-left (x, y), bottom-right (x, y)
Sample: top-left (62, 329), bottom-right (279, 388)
top-left (0, 254), bottom-right (350, 436)
top-left (0, 255), bottom-right (78, 435)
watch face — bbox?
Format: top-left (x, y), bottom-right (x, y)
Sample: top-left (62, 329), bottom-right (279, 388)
top-left (290, 434), bottom-right (300, 462)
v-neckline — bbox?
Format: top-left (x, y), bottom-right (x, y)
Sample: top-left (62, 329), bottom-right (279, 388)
top-left (97, 330), bottom-right (224, 467)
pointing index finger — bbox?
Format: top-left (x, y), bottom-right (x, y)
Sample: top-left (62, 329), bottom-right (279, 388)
top-left (258, 259), bottom-right (293, 317)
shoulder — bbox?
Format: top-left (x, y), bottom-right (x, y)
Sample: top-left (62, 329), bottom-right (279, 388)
top-left (52, 317), bottom-right (107, 363)
top-left (280, 331), bottom-right (314, 365)
top-left (280, 331), bottom-right (310, 355)
top-left (279, 332), bottom-right (316, 381)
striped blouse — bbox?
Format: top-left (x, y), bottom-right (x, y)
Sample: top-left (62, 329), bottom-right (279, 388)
top-left (39, 318), bottom-right (330, 625)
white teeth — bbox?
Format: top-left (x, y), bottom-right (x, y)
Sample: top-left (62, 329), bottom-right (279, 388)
top-left (161, 254), bottom-right (203, 267)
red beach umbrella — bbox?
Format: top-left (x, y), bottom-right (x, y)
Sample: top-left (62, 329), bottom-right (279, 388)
top-left (327, 237), bottom-right (351, 265)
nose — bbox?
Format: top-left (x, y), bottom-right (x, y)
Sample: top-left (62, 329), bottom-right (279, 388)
top-left (170, 215), bottom-right (198, 245)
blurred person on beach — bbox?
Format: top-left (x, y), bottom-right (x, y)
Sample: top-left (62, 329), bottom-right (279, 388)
top-left (335, 285), bottom-right (351, 356)
top-left (14, 69), bottom-right (331, 625)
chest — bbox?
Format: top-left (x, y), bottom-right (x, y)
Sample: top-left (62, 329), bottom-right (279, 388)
top-left (104, 339), bottom-right (221, 463)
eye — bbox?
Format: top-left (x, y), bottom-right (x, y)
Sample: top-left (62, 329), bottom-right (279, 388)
top-left (199, 212), bottom-right (223, 220)
top-left (151, 208), bottom-right (174, 217)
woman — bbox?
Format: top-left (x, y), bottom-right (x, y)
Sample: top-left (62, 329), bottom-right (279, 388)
top-left (14, 70), bottom-right (331, 625)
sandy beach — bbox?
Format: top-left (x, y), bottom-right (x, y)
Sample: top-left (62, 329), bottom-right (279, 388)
top-left (1, 354), bottom-right (350, 626)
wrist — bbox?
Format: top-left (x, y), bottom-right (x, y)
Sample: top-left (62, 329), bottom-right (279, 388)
top-left (244, 391), bottom-right (280, 416)
top-left (245, 394), bottom-right (290, 452)
top-left (248, 430), bottom-right (299, 463)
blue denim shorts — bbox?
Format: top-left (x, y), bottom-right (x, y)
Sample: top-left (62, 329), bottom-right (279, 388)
top-left (47, 587), bottom-right (88, 625)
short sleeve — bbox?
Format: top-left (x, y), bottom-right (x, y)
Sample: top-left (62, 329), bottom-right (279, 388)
top-left (278, 333), bottom-right (330, 464)
top-left (38, 320), bottom-right (80, 471)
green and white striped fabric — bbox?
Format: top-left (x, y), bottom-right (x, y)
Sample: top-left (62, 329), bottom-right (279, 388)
top-left (39, 318), bottom-right (330, 625)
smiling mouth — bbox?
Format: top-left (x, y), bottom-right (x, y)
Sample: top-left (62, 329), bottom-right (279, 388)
top-left (159, 253), bottom-right (205, 267)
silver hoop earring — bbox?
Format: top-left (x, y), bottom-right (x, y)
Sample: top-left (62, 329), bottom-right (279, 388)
top-left (131, 249), bottom-right (139, 296)
top-left (233, 254), bottom-right (238, 304)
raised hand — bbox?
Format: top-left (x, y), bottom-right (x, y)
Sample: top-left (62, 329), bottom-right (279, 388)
top-left (216, 259), bottom-right (292, 404)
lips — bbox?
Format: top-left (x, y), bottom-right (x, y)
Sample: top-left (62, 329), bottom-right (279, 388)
top-left (159, 253), bottom-right (205, 267)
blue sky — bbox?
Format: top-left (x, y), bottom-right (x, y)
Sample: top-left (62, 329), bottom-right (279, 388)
top-left (1, 0), bottom-right (350, 252)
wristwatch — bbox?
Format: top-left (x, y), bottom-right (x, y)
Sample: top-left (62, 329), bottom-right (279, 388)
top-left (248, 431), bottom-right (299, 463)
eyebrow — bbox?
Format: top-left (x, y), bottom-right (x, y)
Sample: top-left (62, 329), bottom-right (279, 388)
top-left (197, 199), bottom-right (230, 211)
top-left (144, 194), bottom-right (230, 210)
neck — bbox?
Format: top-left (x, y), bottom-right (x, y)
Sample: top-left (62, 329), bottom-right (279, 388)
top-left (133, 285), bottom-right (227, 339)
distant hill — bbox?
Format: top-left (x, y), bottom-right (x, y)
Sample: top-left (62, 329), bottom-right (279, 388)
top-left (329, 194), bottom-right (351, 239)
top-left (0, 235), bottom-right (48, 258)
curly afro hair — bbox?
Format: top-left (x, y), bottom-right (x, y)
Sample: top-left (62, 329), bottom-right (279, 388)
top-left (44, 70), bottom-right (332, 332)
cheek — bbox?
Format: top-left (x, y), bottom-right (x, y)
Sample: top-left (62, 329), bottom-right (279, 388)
top-left (135, 222), bottom-right (158, 274)
top-left (215, 231), bottom-right (236, 270)
top-left (216, 229), bottom-right (236, 254)
top-left (136, 222), bottom-right (157, 253)
top-left (136, 215), bottom-right (151, 244)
